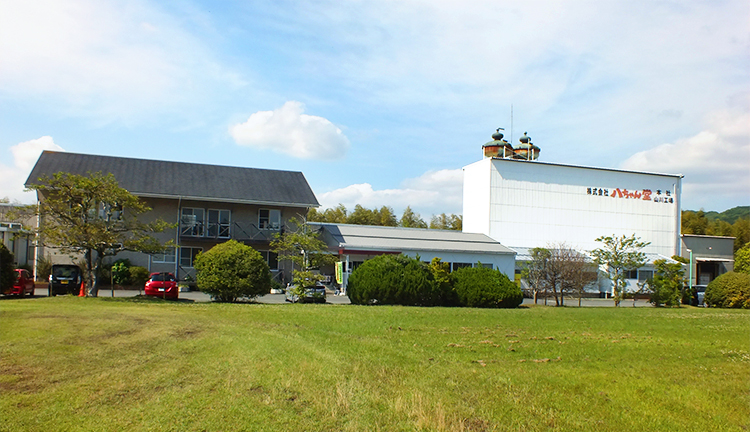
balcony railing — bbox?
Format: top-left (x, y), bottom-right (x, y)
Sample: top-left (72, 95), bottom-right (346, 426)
top-left (180, 220), bottom-right (287, 242)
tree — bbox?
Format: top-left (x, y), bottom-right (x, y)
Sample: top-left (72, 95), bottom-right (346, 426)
top-left (681, 210), bottom-right (709, 235)
top-left (591, 234), bottom-right (650, 307)
top-left (399, 206), bottom-right (427, 228)
top-left (0, 243), bottom-right (15, 294)
top-left (23, 172), bottom-right (172, 297)
top-left (559, 248), bottom-right (599, 307)
top-left (270, 217), bottom-right (336, 299)
top-left (374, 206), bottom-right (398, 227)
top-left (735, 242), bottom-right (750, 274)
top-left (523, 245), bottom-right (597, 307)
top-left (429, 213), bottom-right (462, 230)
top-left (308, 204), bottom-right (348, 224)
top-left (647, 259), bottom-right (684, 307)
top-left (521, 248), bottom-right (551, 304)
top-left (194, 240), bottom-right (271, 302)
top-left (347, 204), bottom-right (377, 225)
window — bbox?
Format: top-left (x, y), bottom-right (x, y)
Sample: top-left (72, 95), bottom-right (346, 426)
top-left (98, 203), bottom-right (122, 222)
top-left (259, 209), bottom-right (281, 230)
top-left (451, 262), bottom-right (472, 272)
top-left (181, 208), bottom-right (205, 237)
top-left (625, 269), bottom-right (638, 279)
top-left (180, 247), bottom-right (202, 267)
top-left (480, 263), bottom-right (493, 269)
top-left (638, 270), bottom-right (654, 282)
top-left (207, 209), bottom-right (231, 238)
top-left (153, 247), bottom-right (176, 264)
top-left (259, 251), bottom-right (279, 270)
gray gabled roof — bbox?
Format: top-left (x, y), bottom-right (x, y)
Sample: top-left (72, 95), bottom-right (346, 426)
top-left (312, 223), bottom-right (516, 255)
top-left (25, 151), bottom-right (319, 207)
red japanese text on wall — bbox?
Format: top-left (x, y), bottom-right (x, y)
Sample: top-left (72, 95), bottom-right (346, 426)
top-left (586, 187), bottom-right (673, 204)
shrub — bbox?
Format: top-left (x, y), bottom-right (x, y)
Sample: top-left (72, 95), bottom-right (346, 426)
top-left (704, 272), bottom-right (750, 309)
top-left (348, 254), bottom-right (444, 306)
top-left (111, 260), bottom-right (131, 285)
top-left (36, 254), bottom-right (53, 281)
top-left (128, 266), bottom-right (150, 288)
top-left (428, 257), bottom-right (458, 306)
top-left (452, 266), bottom-right (523, 308)
top-left (648, 259), bottom-right (684, 307)
top-left (735, 242), bottom-right (750, 274)
top-left (194, 240), bottom-right (271, 303)
top-left (0, 243), bottom-right (15, 293)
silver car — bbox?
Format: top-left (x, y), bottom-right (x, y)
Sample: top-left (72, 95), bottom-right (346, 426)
top-left (285, 283), bottom-right (327, 303)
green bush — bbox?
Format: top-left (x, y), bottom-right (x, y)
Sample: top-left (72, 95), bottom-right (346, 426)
top-left (36, 255), bottom-right (53, 281)
top-left (648, 259), bottom-right (684, 307)
top-left (111, 260), bottom-right (131, 285)
top-left (348, 254), bottom-right (449, 306)
top-left (452, 266), bottom-right (523, 308)
top-left (128, 266), bottom-right (150, 288)
top-left (0, 243), bottom-right (15, 293)
top-left (194, 240), bottom-right (271, 303)
top-left (704, 272), bottom-right (750, 309)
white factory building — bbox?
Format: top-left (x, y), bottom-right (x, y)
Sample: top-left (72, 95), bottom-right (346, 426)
top-left (462, 129), bottom-right (684, 295)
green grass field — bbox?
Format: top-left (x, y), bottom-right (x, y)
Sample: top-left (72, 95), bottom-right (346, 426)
top-left (1, 296), bottom-right (748, 431)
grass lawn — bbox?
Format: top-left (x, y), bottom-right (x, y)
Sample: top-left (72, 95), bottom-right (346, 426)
top-left (1, 296), bottom-right (748, 431)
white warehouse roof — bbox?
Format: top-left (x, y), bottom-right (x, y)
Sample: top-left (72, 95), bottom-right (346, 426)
top-left (311, 223), bottom-right (516, 255)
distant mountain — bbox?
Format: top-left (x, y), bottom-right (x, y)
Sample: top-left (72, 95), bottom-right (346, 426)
top-left (684, 206), bottom-right (750, 224)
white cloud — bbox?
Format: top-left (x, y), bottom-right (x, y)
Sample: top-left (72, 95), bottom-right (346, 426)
top-left (0, 137), bottom-right (64, 203)
top-left (0, 0), bottom-right (243, 122)
top-left (229, 101), bottom-right (350, 160)
top-left (317, 169), bottom-right (463, 217)
top-left (621, 110), bottom-right (750, 211)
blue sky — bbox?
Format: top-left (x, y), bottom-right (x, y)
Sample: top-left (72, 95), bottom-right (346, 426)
top-left (1, 0), bottom-right (748, 219)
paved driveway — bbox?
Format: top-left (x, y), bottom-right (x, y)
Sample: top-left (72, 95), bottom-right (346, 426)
top-left (34, 287), bottom-right (351, 304)
top-left (33, 288), bottom-right (652, 307)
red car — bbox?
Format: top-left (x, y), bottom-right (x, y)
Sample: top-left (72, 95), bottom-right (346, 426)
top-left (4, 269), bottom-right (35, 296)
top-left (144, 272), bottom-right (178, 299)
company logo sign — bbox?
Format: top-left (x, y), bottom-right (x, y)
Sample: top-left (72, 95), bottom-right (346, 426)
top-left (586, 187), bottom-right (674, 204)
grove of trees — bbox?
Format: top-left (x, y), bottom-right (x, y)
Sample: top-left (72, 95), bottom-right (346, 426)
top-left (523, 245), bottom-right (599, 307)
top-left (681, 207), bottom-right (749, 252)
top-left (308, 204), bottom-right (462, 230)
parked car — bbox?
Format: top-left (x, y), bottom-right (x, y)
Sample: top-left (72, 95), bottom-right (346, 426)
top-left (144, 272), bottom-right (178, 299)
top-left (3, 269), bottom-right (35, 296)
top-left (49, 264), bottom-right (82, 296)
top-left (285, 282), bottom-right (327, 303)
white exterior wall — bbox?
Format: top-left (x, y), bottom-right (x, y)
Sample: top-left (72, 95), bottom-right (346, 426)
top-left (463, 158), bottom-right (682, 257)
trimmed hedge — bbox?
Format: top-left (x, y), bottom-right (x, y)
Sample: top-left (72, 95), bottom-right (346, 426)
top-left (194, 240), bottom-right (271, 302)
top-left (452, 266), bottom-right (523, 308)
top-left (348, 254), bottom-right (522, 308)
top-left (347, 254), bottom-right (457, 306)
top-left (704, 272), bottom-right (750, 309)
